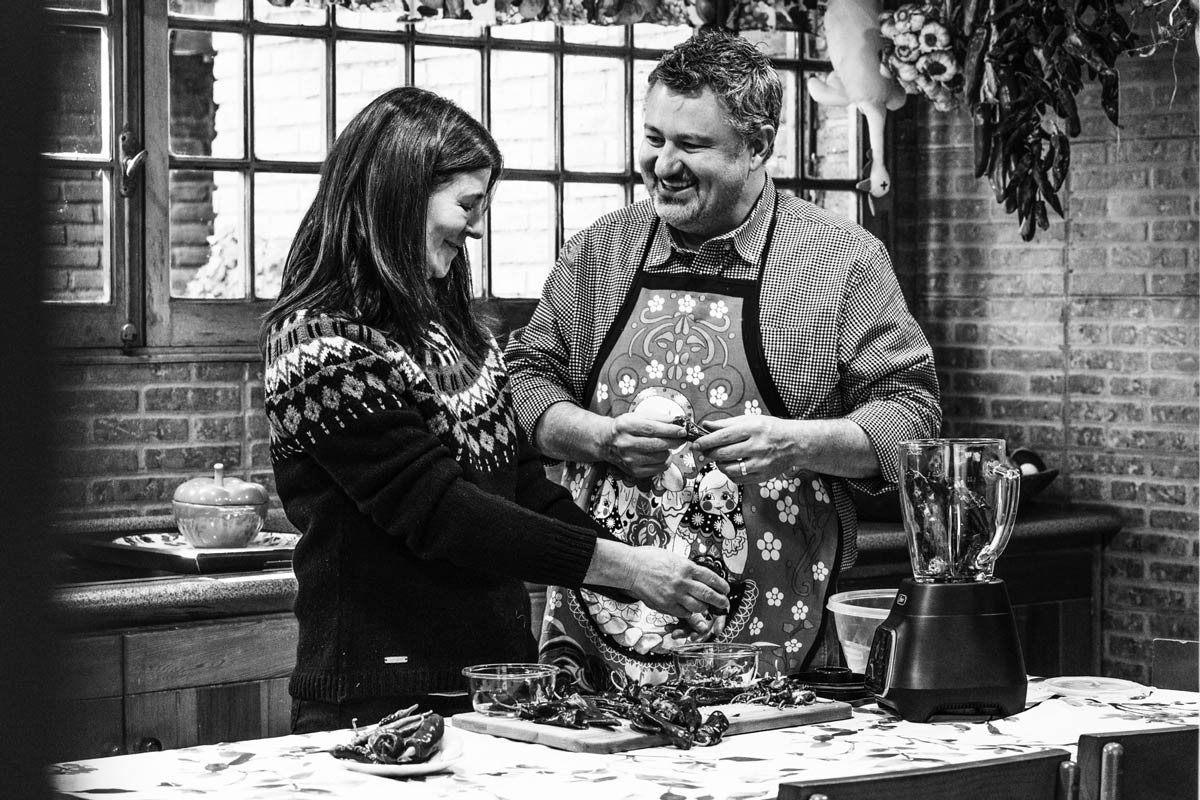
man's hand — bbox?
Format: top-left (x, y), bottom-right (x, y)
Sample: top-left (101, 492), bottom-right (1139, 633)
top-left (693, 415), bottom-right (798, 485)
top-left (602, 413), bottom-right (688, 479)
top-left (693, 415), bottom-right (881, 483)
top-left (623, 546), bottom-right (731, 618)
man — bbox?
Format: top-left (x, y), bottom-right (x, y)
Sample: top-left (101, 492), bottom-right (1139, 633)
top-left (505, 30), bottom-right (940, 690)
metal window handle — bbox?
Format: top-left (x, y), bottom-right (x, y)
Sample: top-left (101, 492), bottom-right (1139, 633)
top-left (119, 124), bottom-right (146, 198)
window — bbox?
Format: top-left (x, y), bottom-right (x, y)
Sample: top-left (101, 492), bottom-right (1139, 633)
top-left (41, 0), bottom-right (875, 350)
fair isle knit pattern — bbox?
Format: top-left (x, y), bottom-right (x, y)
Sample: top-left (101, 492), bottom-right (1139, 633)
top-left (265, 311), bottom-right (518, 479)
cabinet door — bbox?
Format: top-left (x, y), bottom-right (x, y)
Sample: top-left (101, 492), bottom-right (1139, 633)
top-left (52, 634), bottom-right (124, 761)
top-left (122, 614), bottom-right (298, 749)
top-left (123, 614), bottom-right (298, 694)
top-left (125, 677), bottom-right (291, 751)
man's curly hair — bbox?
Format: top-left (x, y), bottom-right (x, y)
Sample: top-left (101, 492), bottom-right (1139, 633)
top-left (647, 30), bottom-right (783, 155)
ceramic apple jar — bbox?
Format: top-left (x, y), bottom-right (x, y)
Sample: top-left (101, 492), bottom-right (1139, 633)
top-left (172, 463), bottom-right (269, 548)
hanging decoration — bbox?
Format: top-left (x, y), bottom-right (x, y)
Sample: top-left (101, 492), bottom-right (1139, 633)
top-left (806, 0), bottom-right (907, 202)
top-left (278, 0), bottom-right (1196, 240)
top-left (875, 0), bottom-right (1197, 241)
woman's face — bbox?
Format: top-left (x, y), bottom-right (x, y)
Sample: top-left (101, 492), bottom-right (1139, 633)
top-left (424, 168), bottom-right (491, 281)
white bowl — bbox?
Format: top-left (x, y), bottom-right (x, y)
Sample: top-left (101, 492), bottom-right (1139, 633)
top-left (826, 589), bottom-right (897, 674)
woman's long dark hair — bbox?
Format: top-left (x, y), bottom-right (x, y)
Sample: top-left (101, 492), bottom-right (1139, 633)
top-left (261, 87), bottom-right (502, 363)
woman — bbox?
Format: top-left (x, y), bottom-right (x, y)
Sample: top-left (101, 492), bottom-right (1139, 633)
top-left (261, 87), bottom-right (729, 734)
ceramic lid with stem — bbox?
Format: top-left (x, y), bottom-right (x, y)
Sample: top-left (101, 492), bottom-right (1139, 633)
top-left (172, 462), bottom-right (268, 506)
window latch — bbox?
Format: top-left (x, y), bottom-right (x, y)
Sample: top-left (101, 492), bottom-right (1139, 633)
top-left (119, 124), bottom-right (147, 198)
top-left (120, 322), bottom-right (139, 352)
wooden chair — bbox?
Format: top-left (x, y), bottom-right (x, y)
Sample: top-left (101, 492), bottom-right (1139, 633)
top-left (1151, 638), bottom-right (1199, 691)
top-left (1071, 726), bottom-right (1199, 800)
top-left (777, 748), bottom-right (1073, 800)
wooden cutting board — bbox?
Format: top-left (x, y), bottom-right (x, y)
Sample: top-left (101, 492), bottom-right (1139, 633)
top-left (451, 698), bottom-right (851, 754)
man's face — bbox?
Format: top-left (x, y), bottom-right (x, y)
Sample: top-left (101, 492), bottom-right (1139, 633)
top-left (638, 83), bottom-right (772, 246)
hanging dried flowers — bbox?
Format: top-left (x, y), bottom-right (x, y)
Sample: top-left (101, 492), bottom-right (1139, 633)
top-left (879, 3), bottom-right (965, 111)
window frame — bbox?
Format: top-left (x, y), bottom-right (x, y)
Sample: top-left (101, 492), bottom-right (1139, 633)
top-left (47, 2), bottom-right (878, 352)
top-left (43, 0), bottom-right (145, 350)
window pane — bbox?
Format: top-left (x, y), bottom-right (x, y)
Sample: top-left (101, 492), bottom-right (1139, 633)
top-left (171, 30), bottom-right (244, 159)
top-left (255, 172), bottom-right (320, 299)
top-left (417, 19), bottom-right (484, 37)
top-left (768, 68), bottom-right (798, 179)
top-left (563, 183), bottom-right (625, 240)
top-left (563, 55), bottom-right (625, 172)
top-left (633, 24), bottom-right (691, 50)
top-left (632, 59), bottom-right (655, 166)
top-left (466, 237), bottom-right (483, 297)
top-left (253, 0), bottom-right (326, 25)
top-left (805, 20), bottom-right (828, 60)
top-left (741, 30), bottom-right (799, 59)
top-left (43, 0), bottom-right (104, 11)
top-left (170, 170), bottom-right (245, 299)
top-left (490, 51), bottom-right (553, 169)
top-left (414, 46), bottom-right (482, 121)
top-left (563, 25), bottom-right (625, 45)
top-left (490, 180), bottom-right (554, 298)
top-left (45, 26), bottom-right (106, 156)
top-left (806, 189), bottom-right (856, 223)
top-left (42, 168), bottom-right (111, 304)
top-left (334, 4), bottom-right (407, 30)
top-left (336, 40), bottom-right (405, 135)
top-left (490, 21), bottom-right (554, 41)
top-left (170, 0), bottom-right (242, 19)
top-left (805, 74), bottom-right (857, 180)
top-left (254, 36), bottom-right (327, 161)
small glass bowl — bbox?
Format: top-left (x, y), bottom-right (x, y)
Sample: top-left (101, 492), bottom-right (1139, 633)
top-left (461, 663), bottom-right (557, 717)
top-left (673, 642), bottom-right (759, 688)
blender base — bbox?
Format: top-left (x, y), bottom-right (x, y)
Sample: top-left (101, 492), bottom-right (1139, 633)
top-left (864, 578), bottom-right (1027, 723)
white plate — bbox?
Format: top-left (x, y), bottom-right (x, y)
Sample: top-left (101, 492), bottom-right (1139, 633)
top-left (113, 531), bottom-right (299, 552)
top-left (332, 728), bottom-right (464, 778)
top-left (1042, 676), bottom-right (1150, 700)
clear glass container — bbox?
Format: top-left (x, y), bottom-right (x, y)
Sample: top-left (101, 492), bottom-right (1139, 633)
top-left (898, 438), bottom-right (1021, 582)
top-left (460, 663), bottom-right (557, 717)
top-left (673, 642), bottom-right (758, 688)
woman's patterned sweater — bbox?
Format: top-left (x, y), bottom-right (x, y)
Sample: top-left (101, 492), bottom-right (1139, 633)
top-left (264, 311), bottom-right (599, 702)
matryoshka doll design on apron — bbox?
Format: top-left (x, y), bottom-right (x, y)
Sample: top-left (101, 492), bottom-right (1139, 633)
top-left (539, 199), bottom-right (843, 691)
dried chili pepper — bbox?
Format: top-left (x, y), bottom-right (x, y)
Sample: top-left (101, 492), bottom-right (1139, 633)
top-left (1099, 68), bottom-right (1120, 127)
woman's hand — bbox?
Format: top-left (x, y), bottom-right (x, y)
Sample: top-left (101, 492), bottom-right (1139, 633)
top-left (623, 546), bottom-right (731, 618)
top-left (586, 539), bottom-right (729, 618)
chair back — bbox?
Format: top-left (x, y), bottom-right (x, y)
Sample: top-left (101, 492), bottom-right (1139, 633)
top-left (778, 748), bottom-right (1073, 800)
top-left (1075, 726), bottom-right (1199, 800)
top-left (1151, 638), bottom-right (1199, 691)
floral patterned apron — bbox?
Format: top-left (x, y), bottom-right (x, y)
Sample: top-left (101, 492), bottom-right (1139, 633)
top-left (539, 201), bottom-right (843, 691)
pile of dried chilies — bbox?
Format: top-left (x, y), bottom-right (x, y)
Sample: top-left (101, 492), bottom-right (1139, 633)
top-left (493, 674), bottom-right (818, 750)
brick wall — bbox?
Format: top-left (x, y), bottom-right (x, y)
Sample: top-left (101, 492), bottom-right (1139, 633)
top-left (50, 357), bottom-right (275, 521)
top-left (891, 46), bottom-right (1199, 682)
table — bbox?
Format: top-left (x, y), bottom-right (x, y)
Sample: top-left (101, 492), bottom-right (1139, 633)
top-left (50, 682), bottom-right (1197, 800)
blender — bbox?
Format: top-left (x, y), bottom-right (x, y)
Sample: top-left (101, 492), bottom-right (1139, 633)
top-left (864, 438), bottom-right (1027, 722)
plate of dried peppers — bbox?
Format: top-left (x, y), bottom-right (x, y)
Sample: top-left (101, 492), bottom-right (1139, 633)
top-left (328, 706), bottom-right (463, 778)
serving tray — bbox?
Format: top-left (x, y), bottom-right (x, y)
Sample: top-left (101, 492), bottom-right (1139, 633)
top-left (62, 529), bottom-right (298, 575)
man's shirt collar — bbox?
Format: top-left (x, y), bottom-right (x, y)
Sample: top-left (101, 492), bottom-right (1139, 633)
top-left (645, 177), bottom-right (777, 270)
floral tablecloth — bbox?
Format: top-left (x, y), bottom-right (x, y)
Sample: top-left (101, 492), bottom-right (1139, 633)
top-left (50, 684), bottom-right (1198, 800)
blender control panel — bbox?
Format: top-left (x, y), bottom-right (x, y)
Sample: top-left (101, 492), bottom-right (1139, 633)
top-left (863, 625), bottom-right (895, 694)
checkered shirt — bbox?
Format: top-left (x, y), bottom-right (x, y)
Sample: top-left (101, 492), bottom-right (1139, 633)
top-left (505, 178), bottom-right (941, 568)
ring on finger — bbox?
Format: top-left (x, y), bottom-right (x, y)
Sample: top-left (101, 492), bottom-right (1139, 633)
top-left (736, 459), bottom-right (747, 478)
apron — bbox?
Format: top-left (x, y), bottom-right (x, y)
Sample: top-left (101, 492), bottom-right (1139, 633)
top-left (539, 200), bottom-right (843, 691)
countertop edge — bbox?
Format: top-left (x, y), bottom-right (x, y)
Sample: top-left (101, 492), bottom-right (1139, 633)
top-left (53, 503), bottom-right (1122, 632)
